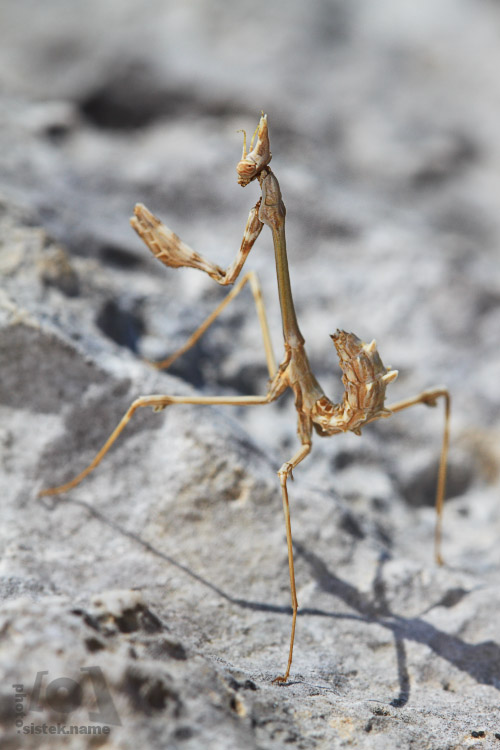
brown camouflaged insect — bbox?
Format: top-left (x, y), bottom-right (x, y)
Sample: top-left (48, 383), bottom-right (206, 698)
top-left (40, 114), bottom-right (450, 684)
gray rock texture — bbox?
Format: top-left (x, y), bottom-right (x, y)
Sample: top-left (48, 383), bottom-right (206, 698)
top-left (1, 1), bottom-right (500, 748)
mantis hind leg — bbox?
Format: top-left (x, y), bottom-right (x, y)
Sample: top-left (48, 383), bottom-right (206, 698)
top-left (272, 441), bottom-right (312, 685)
top-left (386, 387), bottom-right (450, 565)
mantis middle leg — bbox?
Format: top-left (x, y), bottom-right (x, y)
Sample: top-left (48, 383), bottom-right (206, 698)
top-left (151, 270), bottom-right (276, 378)
top-left (38, 393), bottom-right (274, 498)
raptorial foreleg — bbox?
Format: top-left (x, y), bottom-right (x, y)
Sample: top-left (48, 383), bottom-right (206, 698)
top-left (130, 200), bottom-right (263, 286)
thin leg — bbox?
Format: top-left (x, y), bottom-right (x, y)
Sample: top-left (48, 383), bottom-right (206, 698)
top-left (38, 393), bottom-right (272, 498)
top-left (152, 271), bottom-right (277, 378)
top-left (273, 441), bottom-right (312, 684)
top-left (386, 387), bottom-right (450, 565)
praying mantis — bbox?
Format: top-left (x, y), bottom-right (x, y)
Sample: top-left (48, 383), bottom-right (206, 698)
top-left (39, 114), bottom-right (450, 684)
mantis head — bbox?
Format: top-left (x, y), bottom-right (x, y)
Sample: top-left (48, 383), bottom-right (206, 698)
top-left (236, 114), bottom-right (272, 186)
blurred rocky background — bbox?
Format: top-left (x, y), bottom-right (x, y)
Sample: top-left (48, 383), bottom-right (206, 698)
top-left (1, 1), bottom-right (500, 748)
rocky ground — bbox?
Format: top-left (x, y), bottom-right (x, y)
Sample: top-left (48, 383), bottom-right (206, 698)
top-left (1, 1), bottom-right (500, 748)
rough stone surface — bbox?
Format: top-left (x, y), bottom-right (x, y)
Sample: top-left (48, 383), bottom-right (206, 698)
top-left (1, 1), bottom-right (500, 748)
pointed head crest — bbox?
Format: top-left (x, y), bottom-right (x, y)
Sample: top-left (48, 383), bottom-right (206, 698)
top-left (236, 113), bottom-right (272, 186)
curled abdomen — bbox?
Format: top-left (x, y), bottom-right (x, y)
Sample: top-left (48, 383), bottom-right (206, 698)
top-left (313, 330), bottom-right (398, 436)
